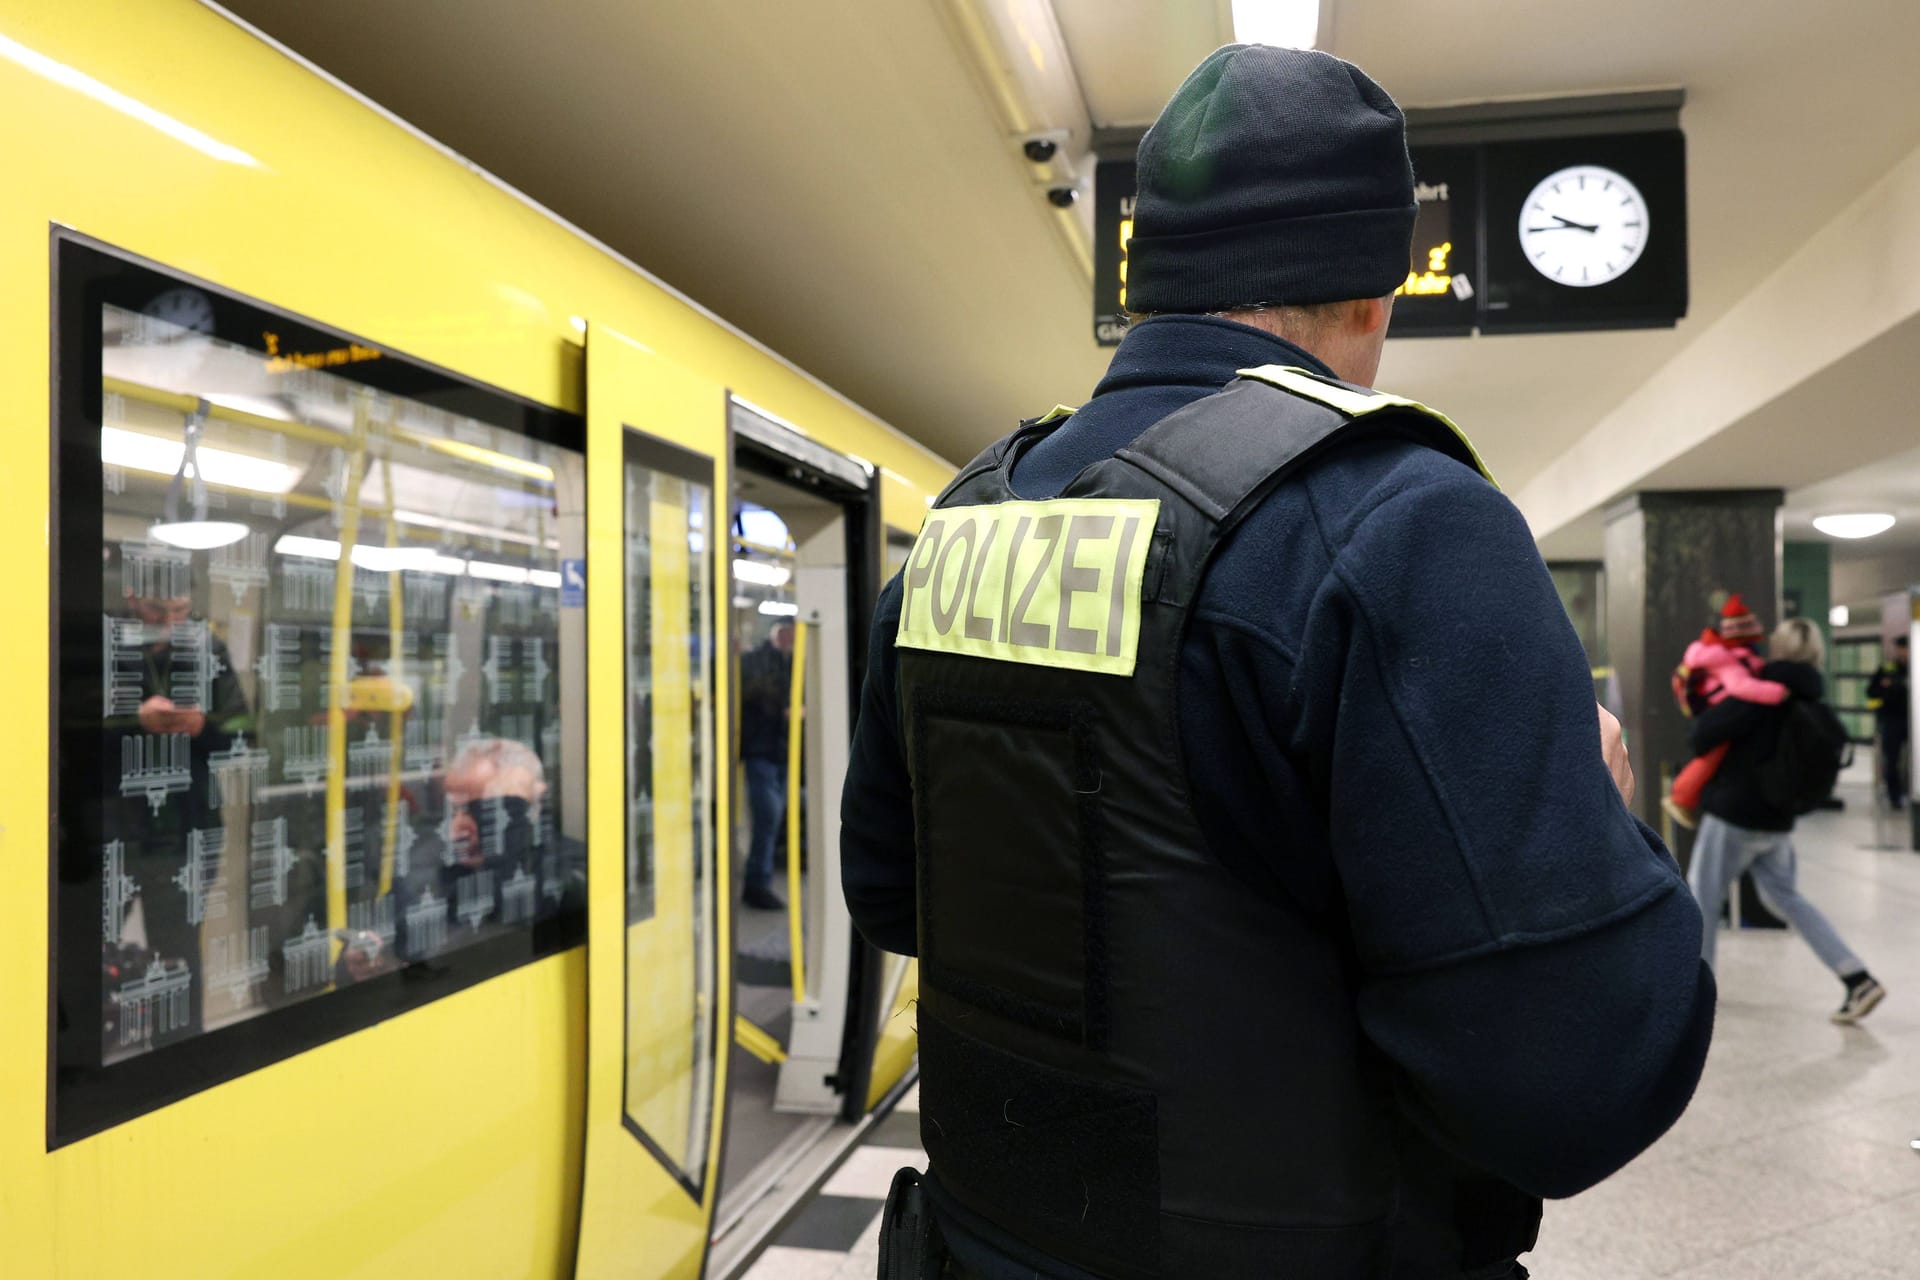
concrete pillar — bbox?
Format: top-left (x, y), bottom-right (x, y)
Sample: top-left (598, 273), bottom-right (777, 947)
top-left (1603, 490), bottom-right (1784, 845)
top-left (1547, 560), bottom-right (1612, 713)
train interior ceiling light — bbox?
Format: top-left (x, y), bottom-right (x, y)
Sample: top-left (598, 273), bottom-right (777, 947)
top-left (732, 559), bottom-right (792, 587)
top-left (1232, 0), bottom-right (1320, 49)
top-left (1811, 513), bottom-right (1896, 539)
top-left (101, 426), bottom-right (301, 494)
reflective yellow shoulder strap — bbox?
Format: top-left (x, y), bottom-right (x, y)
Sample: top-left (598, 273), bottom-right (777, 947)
top-left (1234, 364), bottom-right (1498, 489)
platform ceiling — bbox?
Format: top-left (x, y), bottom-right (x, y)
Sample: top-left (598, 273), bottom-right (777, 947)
top-left (218, 0), bottom-right (1920, 521)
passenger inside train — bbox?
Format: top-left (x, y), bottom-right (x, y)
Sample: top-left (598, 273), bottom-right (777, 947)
top-left (7, 3), bottom-right (1919, 1279)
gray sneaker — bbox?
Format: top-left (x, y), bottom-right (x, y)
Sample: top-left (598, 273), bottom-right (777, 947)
top-left (1833, 978), bottom-right (1886, 1024)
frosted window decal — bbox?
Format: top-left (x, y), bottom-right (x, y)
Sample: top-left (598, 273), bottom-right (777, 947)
top-left (53, 239), bottom-right (586, 1141)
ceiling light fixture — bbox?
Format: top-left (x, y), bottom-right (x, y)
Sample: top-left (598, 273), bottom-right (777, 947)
top-left (758, 600), bottom-right (800, 617)
top-left (349, 545), bottom-right (451, 574)
top-left (1231, 0), bottom-right (1320, 49)
top-left (149, 520), bottom-right (249, 550)
top-left (274, 534), bottom-right (341, 561)
top-left (466, 560), bottom-right (532, 584)
top-left (1811, 513), bottom-right (1895, 540)
top-left (144, 401), bottom-right (252, 549)
top-left (733, 558), bottom-right (792, 588)
top-left (392, 508), bottom-right (541, 548)
top-left (272, 535), bottom-right (467, 576)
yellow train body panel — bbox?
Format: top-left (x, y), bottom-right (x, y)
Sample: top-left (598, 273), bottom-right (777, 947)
top-left (0, 1), bottom-right (945, 1275)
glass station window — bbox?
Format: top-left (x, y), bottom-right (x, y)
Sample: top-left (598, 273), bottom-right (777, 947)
top-left (53, 238), bottom-right (586, 1140)
top-left (621, 431), bottom-right (718, 1194)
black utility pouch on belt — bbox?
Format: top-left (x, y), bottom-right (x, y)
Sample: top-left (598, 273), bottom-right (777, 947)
top-left (877, 1167), bottom-right (950, 1279)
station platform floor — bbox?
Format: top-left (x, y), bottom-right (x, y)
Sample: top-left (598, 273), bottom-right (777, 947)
top-left (741, 1083), bottom-right (921, 1279)
top-left (1530, 782), bottom-right (1920, 1279)
top-left (747, 783), bottom-right (1920, 1279)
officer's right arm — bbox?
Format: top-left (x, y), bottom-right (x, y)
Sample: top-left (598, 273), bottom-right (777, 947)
top-left (1302, 470), bottom-right (1716, 1200)
top-left (841, 574), bottom-right (920, 956)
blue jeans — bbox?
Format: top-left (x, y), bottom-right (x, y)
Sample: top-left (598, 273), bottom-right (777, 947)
top-left (744, 757), bottom-right (787, 894)
top-left (1687, 813), bottom-right (1864, 976)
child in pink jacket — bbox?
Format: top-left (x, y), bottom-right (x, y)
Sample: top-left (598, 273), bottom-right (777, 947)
top-left (1664, 594), bottom-right (1791, 830)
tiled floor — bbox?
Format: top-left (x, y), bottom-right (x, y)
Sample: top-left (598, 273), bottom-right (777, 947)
top-left (750, 786), bottom-right (1920, 1278)
top-left (739, 1085), bottom-right (921, 1280)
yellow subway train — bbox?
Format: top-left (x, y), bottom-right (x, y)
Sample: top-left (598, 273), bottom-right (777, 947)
top-left (0, 3), bottom-right (947, 1275)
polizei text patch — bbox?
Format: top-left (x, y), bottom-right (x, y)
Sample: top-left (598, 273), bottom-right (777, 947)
top-left (896, 498), bottom-right (1159, 676)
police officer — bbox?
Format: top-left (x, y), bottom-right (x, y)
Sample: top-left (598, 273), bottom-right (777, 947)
top-left (844, 46), bottom-right (1715, 1280)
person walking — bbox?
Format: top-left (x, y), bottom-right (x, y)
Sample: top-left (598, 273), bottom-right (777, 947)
top-left (1688, 617), bottom-right (1886, 1023)
top-left (1865, 634), bottom-right (1910, 810)
top-left (740, 622), bottom-right (795, 910)
top-left (844, 45), bottom-right (1714, 1280)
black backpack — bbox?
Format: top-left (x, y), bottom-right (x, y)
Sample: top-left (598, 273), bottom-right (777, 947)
top-left (1758, 697), bottom-right (1853, 816)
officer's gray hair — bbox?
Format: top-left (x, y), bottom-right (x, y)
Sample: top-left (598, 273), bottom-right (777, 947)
top-left (1123, 302), bottom-right (1348, 343)
top-left (1770, 617), bottom-right (1825, 668)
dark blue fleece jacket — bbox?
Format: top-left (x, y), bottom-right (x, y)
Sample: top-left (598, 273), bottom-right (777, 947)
top-left (841, 314), bottom-right (1715, 1275)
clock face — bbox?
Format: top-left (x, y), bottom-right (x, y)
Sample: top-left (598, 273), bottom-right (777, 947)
top-left (142, 287), bottom-right (216, 337)
top-left (1517, 165), bottom-right (1649, 288)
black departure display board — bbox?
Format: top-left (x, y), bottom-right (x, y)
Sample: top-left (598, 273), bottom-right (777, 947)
top-left (1093, 159), bottom-right (1135, 346)
top-left (1390, 145), bottom-right (1482, 337)
top-left (1091, 129), bottom-right (1686, 345)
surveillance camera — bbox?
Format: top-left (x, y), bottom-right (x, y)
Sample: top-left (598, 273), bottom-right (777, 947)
top-left (1046, 186), bottom-right (1079, 209)
top-left (1023, 137), bottom-right (1059, 164)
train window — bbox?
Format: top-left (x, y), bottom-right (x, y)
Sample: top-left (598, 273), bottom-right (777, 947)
top-left (619, 430), bottom-right (719, 1195)
top-left (51, 236), bottom-right (587, 1142)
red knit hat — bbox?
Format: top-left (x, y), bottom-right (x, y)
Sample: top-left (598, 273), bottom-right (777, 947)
top-left (1718, 593), bottom-right (1763, 642)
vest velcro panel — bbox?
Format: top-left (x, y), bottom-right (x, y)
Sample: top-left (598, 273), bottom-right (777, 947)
top-left (919, 1016), bottom-right (1160, 1280)
top-left (913, 688), bottom-right (1108, 1048)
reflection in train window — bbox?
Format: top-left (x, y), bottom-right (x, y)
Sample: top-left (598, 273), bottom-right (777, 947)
top-left (53, 238), bottom-right (586, 1139)
top-left (620, 430), bottom-right (718, 1194)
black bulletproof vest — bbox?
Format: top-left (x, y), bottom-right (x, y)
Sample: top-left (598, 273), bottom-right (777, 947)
top-left (896, 369), bottom-right (1526, 1280)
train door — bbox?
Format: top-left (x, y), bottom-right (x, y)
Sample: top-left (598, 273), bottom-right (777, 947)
top-left (710, 397), bottom-right (886, 1261)
top-left (860, 527), bottom-right (923, 1109)
top-left (575, 327), bottom-right (731, 1279)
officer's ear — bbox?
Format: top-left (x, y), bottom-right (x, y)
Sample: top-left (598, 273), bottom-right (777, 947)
top-left (1354, 295), bottom-right (1392, 336)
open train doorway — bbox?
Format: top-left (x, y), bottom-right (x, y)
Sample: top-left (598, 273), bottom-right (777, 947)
top-left (713, 397), bottom-right (885, 1256)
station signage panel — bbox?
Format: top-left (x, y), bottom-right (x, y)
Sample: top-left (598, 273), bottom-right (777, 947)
top-left (1092, 159), bottom-right (1135, 346)
top-left (1389, 145), bottom-right (1482, 338)
top-left (1092, 130), bottom-right (1686, 346)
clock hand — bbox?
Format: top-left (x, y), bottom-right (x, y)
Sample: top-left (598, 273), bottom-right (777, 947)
top-left (1524, 225), bottom-right (1588, 233)
top-left (1551, 214), bottom-right (1601, 233)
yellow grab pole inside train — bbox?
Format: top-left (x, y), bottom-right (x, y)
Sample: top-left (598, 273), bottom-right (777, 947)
top-left (379, 452), bottom-right (405, 897)
top-left (324, 395), bottom-right (372, 967)
top-left (786, 620), bottom-right (809, 1003)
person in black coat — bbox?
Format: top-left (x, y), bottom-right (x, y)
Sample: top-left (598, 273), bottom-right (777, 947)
top-left (1865, 635), bottom-right (1909, 809)
top-left (1686, 618), bottom-right (1886, 1023)
top-left (738, 622), bottom-right (794, 910)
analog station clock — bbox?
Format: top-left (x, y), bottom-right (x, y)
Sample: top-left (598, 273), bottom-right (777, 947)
top-left (1517, 164), bottom-right (1650, 288)
top-left (1479, 129), bottom-right (1685, 330)
top-left (142, 286), bottom-right (216, 335)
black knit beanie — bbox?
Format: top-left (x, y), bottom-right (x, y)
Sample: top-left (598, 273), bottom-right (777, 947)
top-left (1126, 45), bottom-right (1416, 313)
